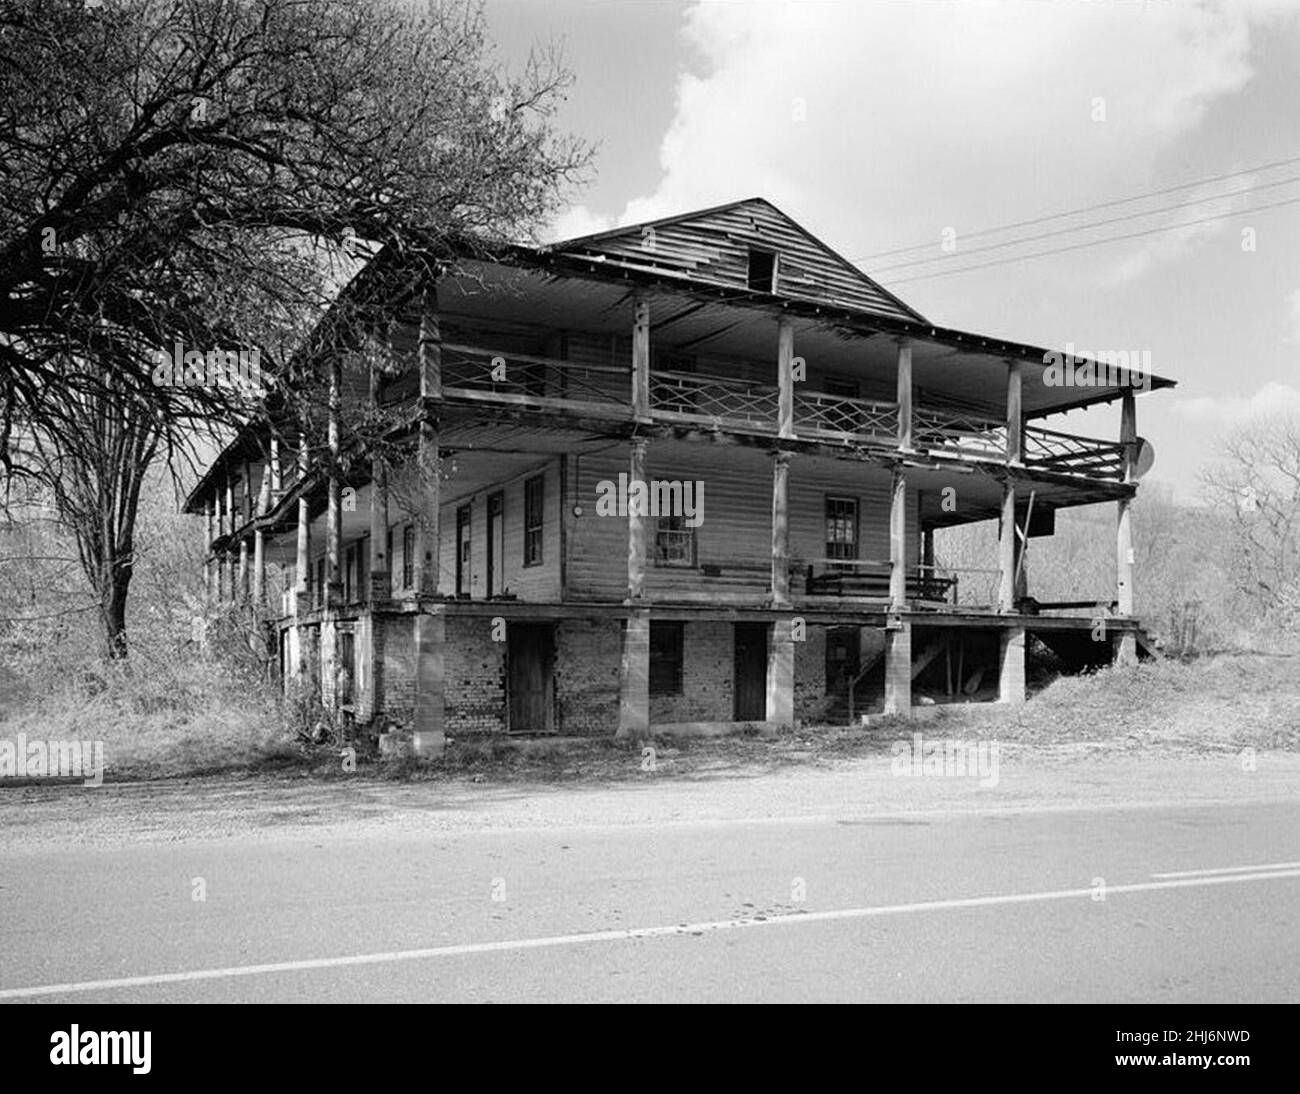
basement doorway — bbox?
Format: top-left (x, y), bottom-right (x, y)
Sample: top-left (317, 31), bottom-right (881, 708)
top-left (507, 623), bottom-right (555, 733)
top-left (733, 622), bottom-right (768, 721)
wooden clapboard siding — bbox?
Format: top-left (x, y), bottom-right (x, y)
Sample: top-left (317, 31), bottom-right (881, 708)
top-left (564, 445), bottom-right (919, 602)
top-left (557, 198), bottom-right (922, 323)
top-left (438, 459), bottom-right (561, 601)
top-left (787, 458), bottom-right (919, 567)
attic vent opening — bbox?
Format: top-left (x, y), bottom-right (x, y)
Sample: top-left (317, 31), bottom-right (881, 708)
top-left (746, 248), bottom-right (778, 292)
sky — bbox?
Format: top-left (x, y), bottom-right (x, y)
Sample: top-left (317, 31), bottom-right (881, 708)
top-left (483, 0), bottom-right (1300, 501)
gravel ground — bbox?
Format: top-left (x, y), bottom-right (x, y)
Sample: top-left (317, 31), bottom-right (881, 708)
top-left (1, 740), bottom-right (1296, 854)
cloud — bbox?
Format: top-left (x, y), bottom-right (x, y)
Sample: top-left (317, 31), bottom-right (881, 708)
top-left (1172, 381), bottom-right (1300, 425)
top-left (550, 0), bottom-right (1294, 293)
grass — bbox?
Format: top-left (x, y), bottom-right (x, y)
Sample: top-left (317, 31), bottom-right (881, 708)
top-left (2, 649), bottom-right (1296, 786)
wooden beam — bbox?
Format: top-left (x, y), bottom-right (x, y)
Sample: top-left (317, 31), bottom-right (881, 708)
top-left (627, 437), bottom-right (648, 600)
top-left (998, 480), bottom-right (1016, 612)
top-left (632, 293), bottom-right (650, 419)
top-left (770, 452), bottom-right (790, 607)
top-left (1006, 358), bottom-right (1024, 465)
top-left (418, 285), bottom-right (441, 400)
top-left (777, 316), bottom-right (794, 439)
top-left (1115, 390), bottom-right (1137, 664)
top-left (414, 421), bottom-right (441, 596)
top-left (294, 435), bottom-right (310, 611)
top-left (889, 466), bottom-right (907, 611)
top-left (326, 356), bottom-right (342, 607)
top-left (896, 339), bottom-right (913, 450)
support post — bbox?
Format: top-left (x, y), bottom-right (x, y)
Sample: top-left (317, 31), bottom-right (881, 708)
top-left (766, 619), bottom-right (795, 729)
top-left (896, 339), bottom-right (913, 450)
top-left (418, 285), bottom-right (441, 400)
top-left (253, 459), bottom-right (271, 609)
top-left (883, 622), bottom-right (912, 716)
top-left (1115, 390), bottom-right (1138, 665)
top-left (889, 465), bottom-right (908, 611)
top-left (205, 498), bottom-right (215, 600)
top-left (412, 613), bottom-right (446, 758)
top-left (999, 479), bottom-right (1017, 613)
top-left (631, 293), bottom-right (650, 419)
top-left (325, 357), bottom-right (342, 608)
top-left (414, 422), bottom-right (441, 597)
top-left (294, 435), bottom-right (310, 616)
top-left (999, 625), bottom-right (1026, 704)
top-left (1006, 358), bottom-right (1024, 465)
top-left (627, 438), bottom-right (648, 601)
top-left (777, 316), bottom-right (794, 438)
top-left (617, 609), bottom-right (651, 740)
top-left (770, 452), bottom-right (790, 606)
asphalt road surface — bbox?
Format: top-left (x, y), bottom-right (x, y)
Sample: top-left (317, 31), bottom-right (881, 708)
top-left (2, 798), bottom-right (1298, 1002)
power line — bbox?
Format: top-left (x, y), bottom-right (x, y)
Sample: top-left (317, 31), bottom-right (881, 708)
top-left (853, 153), bottom-right (1300, 263)
top-left (884, 193), bottom-right (1300, 286)
top-left (870, 173), bottom-right (1300, 273)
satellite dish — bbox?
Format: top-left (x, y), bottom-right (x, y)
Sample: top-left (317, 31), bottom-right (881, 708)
top-left (1132, 436), bottom-right (1155, 479)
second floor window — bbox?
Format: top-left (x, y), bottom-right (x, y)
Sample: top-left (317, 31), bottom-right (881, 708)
top-left (524, 475), bottom-right (544, 566)
top-left (654, 514), bottom-right (696, 567)
top-left (825, 496), bottom-right (858, 562)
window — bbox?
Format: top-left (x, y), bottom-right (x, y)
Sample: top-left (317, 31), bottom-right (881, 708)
top-left (523, 475), bottom-right (544, 566)
top-left (655, 514), bottom-right (696, 567)
top-left (456, 504), bottom-right (472, 596)
top-left (344, 545), bottom-right (356, 604)
top-left (649, 622), bottom-right (684, 695)
top-left (825, 496), bottom-right (858, 563)
top-left (747, 248), bottom-right (777, 292)
top-left (402, 524), bottom-right (415, 588)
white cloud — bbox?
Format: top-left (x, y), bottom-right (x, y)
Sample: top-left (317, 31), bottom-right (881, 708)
top-left (1171, 381), bottom-right (1300, 425)
top-left (550, 0), bottom-right (1294, 292)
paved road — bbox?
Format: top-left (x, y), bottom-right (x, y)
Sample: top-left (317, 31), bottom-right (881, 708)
top-left (1, 799), bottom-right (1297, 1002)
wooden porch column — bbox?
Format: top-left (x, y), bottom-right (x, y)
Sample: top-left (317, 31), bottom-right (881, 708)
top-left (618, 436), bottom-right (650, 740)
top-left (777, 316), bottom-right (795, 439)
top-left (1006, 358), bottom-right (1024, 465)
top-left (253, 458), bottom-right (271, 609)
top-left (627, 437), bottom-right (648, 601)
top-left (294, 435), bottom-right (310, 615)
top-left (205, 498), bottom-right (216, 600)
top-left (369, 459), bottom-right (390, 601)
top-left (770, 452), bottom-right (791, 606)
top-left (325, 356), bottom-right (343, 608)
top-left (889, 465), bottom-right (908, 611)
top-left (418, 283), bottom-right (441, 399)
top-left (415, 286), bottom-right (442, 599)
top-left (1115, 391), bottom-right (1138, 665)
top-left (922, 525), bottom-right (935, 572)
top-left (999, 479), bottom-right (1017, 613)
top-left (896, 339), bottom-right (913, 451)
top-left (224, 472), bottom-right (236, 604)
top-left (631, 293), bottom-right (650, 419)
top-left (237, 537), bottom-right (249, 604)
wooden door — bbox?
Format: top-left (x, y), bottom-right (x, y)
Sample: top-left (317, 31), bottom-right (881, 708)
top-left (487, 492), bottom-right (505, 596)
top-left (733, 622), bottom-right (768, 721)
top-left (508, 623), bottom-right (555, 733)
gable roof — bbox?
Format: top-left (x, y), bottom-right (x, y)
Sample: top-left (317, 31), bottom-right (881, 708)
top-left (548, 197), bottom-right (925, 324)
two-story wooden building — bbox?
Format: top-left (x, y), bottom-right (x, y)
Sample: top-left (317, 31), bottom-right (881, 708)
top-left (185, 198), bottom-right (1173, 753)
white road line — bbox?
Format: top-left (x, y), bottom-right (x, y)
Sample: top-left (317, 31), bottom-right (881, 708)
top-left (1150, 860), bottom-right (1300, 879)
top-left (4, 867), bottom-right (1300, 1000)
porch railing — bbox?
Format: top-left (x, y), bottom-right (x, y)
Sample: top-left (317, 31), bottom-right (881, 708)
top-left (649, 370), bottom-right (780, 430)
top-left (794, 391), bottom-right (897, 441)
top-left (1023, 424), bottom-right (1127, 482)
top-left (914, 407), bottom-right (1009, 460)
top-left (441, 343), bottom-right (629, 409)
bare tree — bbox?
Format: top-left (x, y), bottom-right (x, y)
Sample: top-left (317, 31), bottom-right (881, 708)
top-left (1200, 411), bottom-right (1300, 630)
top-left (0, 0), bottom-right (590, 656)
